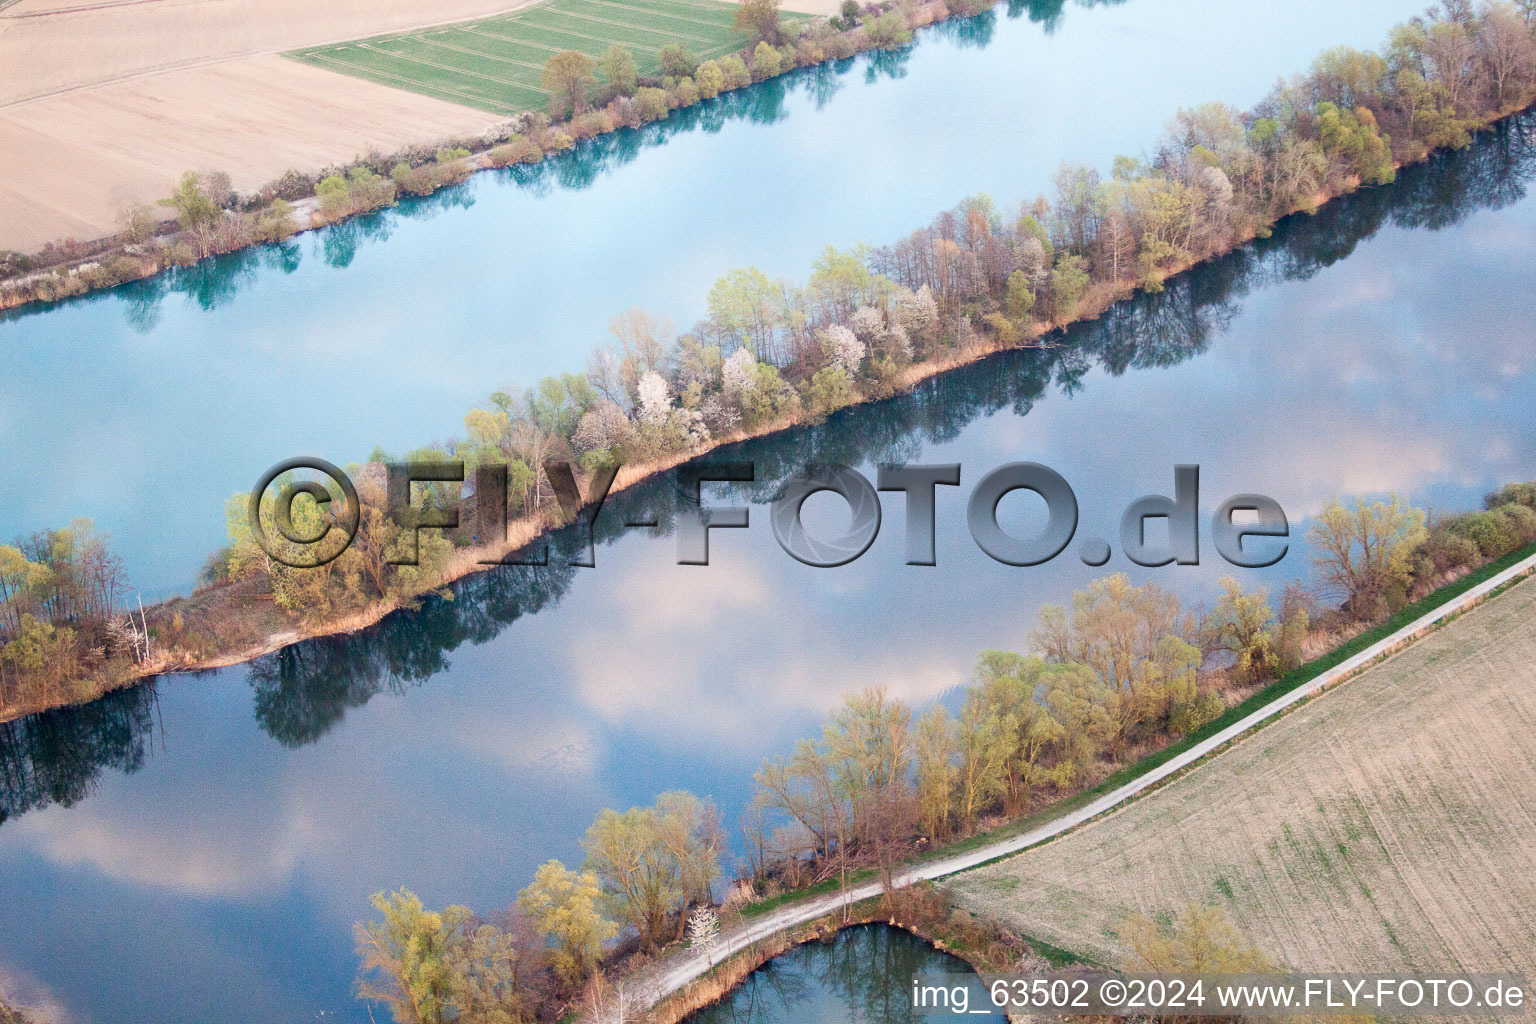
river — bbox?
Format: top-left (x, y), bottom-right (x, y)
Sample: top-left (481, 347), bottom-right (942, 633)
top-left (684, 925), bottom-right (1005, 1023)
top-left (2, 0), bottom-right (1429, 596)
top-left (3, 2), bottom-right (1534, 1023)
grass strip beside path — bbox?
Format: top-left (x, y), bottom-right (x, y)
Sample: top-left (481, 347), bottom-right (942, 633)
top-left (741, 538), bottom-right (1536, 921)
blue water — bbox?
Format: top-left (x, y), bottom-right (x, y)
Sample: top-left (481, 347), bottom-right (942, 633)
top-left (685, 924), bottom-right (1007, 1024)
top-left (4, 2), bottom-right (1533, 1023)
top-left (0, 0), bottom-right (1431, 596)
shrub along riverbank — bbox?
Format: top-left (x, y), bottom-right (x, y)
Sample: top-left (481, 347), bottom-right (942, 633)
top-left (629, 886), bottom-right (1030, 1024)
top-left (5, 0), bottom-right (1533, 310)
top-left (0, 0), bottom-right (948, 308)
top-left (341, 515), bottom-right (1536, 1024)
top-left (4, 1), bottom-right (1536, 728)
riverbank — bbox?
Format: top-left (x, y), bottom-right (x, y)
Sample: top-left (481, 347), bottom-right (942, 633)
top-left (0, 53), bottom-right (500, 254)
top-left (4, 77), bottom-right (1536, 725)
top-left (951, 566), bottom-right (1536, 982)
top-left (644, 889), bottom-right (1028, 1024)
top-left (0, 0), bottom-right (950, 301)
top-left (326, 515), bottom-right (1536, 1022)
top-left (617, 545), bottom-right (1536, 1019)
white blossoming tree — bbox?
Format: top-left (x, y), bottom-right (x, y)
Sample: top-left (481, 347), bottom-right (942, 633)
top-left (849, 305), bottom-right (884, 340)
top-left (686, 907), bottom-right (722, 970)
top-left (822, 324), bottom-right (865, 375)
top-left (572, 401), bottom-right (632, 454)
top-left (895, 284), bottom-right (939, 342)
top-left (636, 370), bottom-right (671, 426)
top-left (721, 348), bottom-right (758, 398)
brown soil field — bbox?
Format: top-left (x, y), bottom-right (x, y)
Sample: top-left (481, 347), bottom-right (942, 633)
top-left (951, 577), bottom-right (1536, 978)
top-left (0, 55), bottom-right (499, 250)
top-left (0, 0), bottom-right (820, 100)
top-left (0, 0), bottom-right (545, 104)
top-left (0, 0), bottom-right (820, 252)
top-left (0, 0), bottom-right (527, 252)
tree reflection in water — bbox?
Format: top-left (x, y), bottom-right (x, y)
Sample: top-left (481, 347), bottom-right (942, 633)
top-left (687, 924), bottom-right (1004, 1024)
top-left (0, 108), bottom-right (1531, 828)
top-left (0, 1), bottom-right (1155, 330)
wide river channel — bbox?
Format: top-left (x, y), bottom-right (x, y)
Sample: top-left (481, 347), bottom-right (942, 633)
top-left (4, 1), bottom-right (1536, 1021)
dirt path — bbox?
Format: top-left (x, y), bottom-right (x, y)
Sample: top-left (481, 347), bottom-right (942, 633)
top-left (954, 576), bottom-right (1536, 976)
top-left (635, 553), bottom-right (1536, 1008)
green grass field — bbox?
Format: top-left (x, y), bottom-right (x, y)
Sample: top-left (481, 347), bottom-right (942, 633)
top-left (287, 0), bottom-right (753, 116)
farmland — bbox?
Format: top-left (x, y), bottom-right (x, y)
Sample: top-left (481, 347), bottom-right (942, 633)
top-left (951, 578), bottom-right (1536, 975)
top-left (288, 0), bottom-right (755, 116)
top-left (0, 0), bottom-right (760, 250)
top-left (0, 0), bottom-right (529, 251)
top-left (0, 0), bottom-right (535, 106)
top-left (0, 55), bottom-right (498, 251)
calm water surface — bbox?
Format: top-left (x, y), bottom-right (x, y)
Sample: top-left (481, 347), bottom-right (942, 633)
top-left (0, 0), bottom-right (1429, 594)
top-left (685, 925), bottom-right (1005, 1024)
top-left (3, 3), bottom-right (1535, 1023)
top-left (2, 115), bottom-right (1535, 1022)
